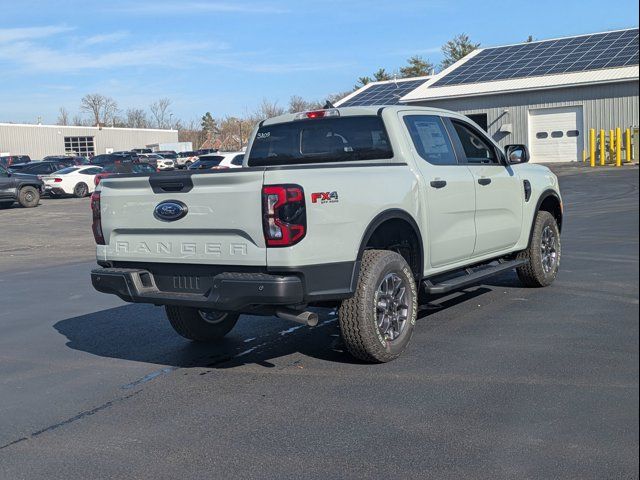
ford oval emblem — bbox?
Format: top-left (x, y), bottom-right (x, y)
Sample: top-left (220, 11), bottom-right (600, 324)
top-left (154, 200), bottom-right (188, 222)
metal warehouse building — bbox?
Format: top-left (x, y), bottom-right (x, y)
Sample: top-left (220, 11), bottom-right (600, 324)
top-left (0, 123), bottom-right (178, 160)
top-left (337, 28), bottom-right (639, 163)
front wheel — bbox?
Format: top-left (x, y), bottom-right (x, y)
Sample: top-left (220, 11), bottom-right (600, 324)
top-left (18, 186), bottom-right (40, 208)
top-left (338, 250), bottom-right (418, 363)
top-left (517, 210), bottom-right (561, 287)
top-left (165, 306), bottom-right (239, 342)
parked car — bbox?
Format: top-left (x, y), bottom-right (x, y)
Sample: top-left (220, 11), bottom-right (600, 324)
top-left (132, 148), bottom-right (153, 154)
top-left (154, 151), bottom-right (177, 170)
top-left (176, 151), bottom-right (199, 169)
top-left (42, 165), bottom-right (103, 198)
top-left (0, 155), bottom-right (31, 168)
top-left (90, 106), bottom-right (563, 363)
top-left (42, 155), bottom-right (89, 166)
top-left (94, 162), bottom-right (157, 186)
top-left (188, 152), bottom-right (244, 170)
top-left (0, 164), bottom-right (43, 208)
top-left (90, 153), bottom-right (137, 166)
top-left (8, 161), bottom-right (68, 176)
top-left (196, 149), bottom-right (217, 156)
top-left (138, 153), bottom-right (163, 167)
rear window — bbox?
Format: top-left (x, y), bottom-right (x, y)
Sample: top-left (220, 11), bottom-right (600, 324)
top-left (247, 116), bottom-right (393, 167)
top-left (56, 167), bottom-right (80, 174)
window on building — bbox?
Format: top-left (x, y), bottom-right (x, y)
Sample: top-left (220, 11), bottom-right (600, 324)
top-left (64, 136), bottom-right (95, 157)
top-left (566, 130), bottom-right (580, 137)
top-left (536, 132), bottom-right (549, 139)
top-left (551, 131), bottom-right (564, 138)
top-left (466, 113), bottom-right (488, 132)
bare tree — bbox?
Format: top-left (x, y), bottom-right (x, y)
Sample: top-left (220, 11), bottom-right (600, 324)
top-left (252, 99), bottom-right (285, 122)
top-left (79, 93), bottom-right (118, 126)
top-left (150, 98), bottom-right (172, 128)
top-left (125, 108), bottom-right (149, 128)
top-left (288, 95), bottom-right (322, 113)
top-left (56, 107), bottom-right (69, 126)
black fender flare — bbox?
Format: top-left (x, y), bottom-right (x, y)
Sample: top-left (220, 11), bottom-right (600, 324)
top-left (356, 208), bottom-right (424, 279)
top-left (527, 189), bottom-right (562, 247)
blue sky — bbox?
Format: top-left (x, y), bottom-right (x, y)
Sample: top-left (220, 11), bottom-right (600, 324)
top-left (1, 0), bottom-right (638, 124)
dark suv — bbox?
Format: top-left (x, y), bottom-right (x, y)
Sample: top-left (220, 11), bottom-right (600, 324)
top-left (0, 164), bottom-right (44, 209)
top-left (90, 153), bottom-right (138, 166)
top-left (8, 161), bottom-right (67, 175)
top-left (0, 155), bottom-right (31, 168)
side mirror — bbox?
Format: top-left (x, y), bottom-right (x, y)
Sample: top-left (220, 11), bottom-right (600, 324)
top-left (505, 144), bottom-right (530, 164)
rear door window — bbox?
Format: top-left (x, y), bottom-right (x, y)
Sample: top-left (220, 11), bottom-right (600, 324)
top-left (248, 116), bottom-right (393, 166)
top-left (403, 115), bottom-right (457, 165)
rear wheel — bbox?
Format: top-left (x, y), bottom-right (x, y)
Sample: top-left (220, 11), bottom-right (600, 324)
top-left (517, 210), bottom-right (561, 287)
top-left (338, 250), bottom-right (418, 363)
top-left (73, 182), bottom-right (89, 198)
top-left (165, 306), bottom-right (239, 342)
top-left (17, 186), bottom-right (39, 208)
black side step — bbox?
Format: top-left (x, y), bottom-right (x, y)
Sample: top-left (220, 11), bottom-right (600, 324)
top-left (423, 259), bottom-right (527, 295)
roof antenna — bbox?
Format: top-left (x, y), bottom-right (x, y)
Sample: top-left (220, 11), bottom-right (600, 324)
top-left (323, 100), bottom-right (335, 109)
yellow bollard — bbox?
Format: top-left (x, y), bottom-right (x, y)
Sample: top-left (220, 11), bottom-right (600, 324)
top-left (625, 128), bottom-right (632, 162)
top-left (609, 130), bottom-right (615, 163)
top-left (589, 129), bottom-right (596, 167)
top-left (599, 130), bottom-right (606, 166)
top-left (616, 127), bottom-right (622, 167)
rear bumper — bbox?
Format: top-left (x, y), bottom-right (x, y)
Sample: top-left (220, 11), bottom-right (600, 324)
top-left (91, 267), bottom-right (304, 310)
top-left (91, 260), bottom-right (359, 310)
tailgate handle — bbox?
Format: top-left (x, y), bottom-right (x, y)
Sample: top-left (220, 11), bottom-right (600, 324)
top-left (159, 182), bottom-right (186, 192)
top-left (149, 174), bottom-right (193, 193)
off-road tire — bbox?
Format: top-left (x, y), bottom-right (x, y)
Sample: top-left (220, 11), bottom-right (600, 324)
top-left (165, 306), bottom-right (239, 342)
top-left (73, 182), bottom-right (89, 198)
top-left (338, 250), bottom-right (418, 363)
top-left (18, 186), bottom-right (39, 208)
top-left (517, 210), bottom-right (561, 287)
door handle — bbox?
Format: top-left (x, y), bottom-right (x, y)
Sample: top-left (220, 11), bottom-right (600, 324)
top-left (478, 178), bottom-right (492, 186)
top-left (430, 180), bottom-right (447, 189)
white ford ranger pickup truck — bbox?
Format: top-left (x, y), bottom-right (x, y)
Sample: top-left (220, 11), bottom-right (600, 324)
top-left (90, 106), bottom-right (562, 362)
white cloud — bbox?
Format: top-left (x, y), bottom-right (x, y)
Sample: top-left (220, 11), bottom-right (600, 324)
top-left (84, 31), bottom-right (129, 46)
top-left (0, 40), bottom-right (223, 73)
top-left (0, 25), bottom-right (74, 43)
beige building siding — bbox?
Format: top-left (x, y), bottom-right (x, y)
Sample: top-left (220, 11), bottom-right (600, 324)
top-left (0, 124), bottom-right (178, 159)
top-left (410, 81), bottom-right (639, 159)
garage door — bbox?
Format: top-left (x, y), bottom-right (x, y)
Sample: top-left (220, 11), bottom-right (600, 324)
top-left (529, 106), bottom-right (583, 163)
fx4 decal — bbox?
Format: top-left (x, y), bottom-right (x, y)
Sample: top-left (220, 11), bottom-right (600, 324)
top-left (311, 191), bottom-right (339, 204)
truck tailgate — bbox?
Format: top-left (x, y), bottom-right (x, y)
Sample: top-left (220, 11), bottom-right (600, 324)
top-left (98, 170), bottom-right (267, 266)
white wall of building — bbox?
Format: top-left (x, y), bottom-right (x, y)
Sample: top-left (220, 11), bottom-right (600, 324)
top-left (0, 123), bottom-right (178, 159)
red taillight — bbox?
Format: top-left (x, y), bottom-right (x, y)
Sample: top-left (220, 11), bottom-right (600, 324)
top-left (91, 191), bottom-right (105, 245)
top-left (53, 178), bottom-right (63, 183)
top-left (262, 184), bottom-right (306, 247)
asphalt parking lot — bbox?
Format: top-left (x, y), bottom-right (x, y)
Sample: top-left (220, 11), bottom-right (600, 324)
top-left (0, 165), bottom-right (638, 479)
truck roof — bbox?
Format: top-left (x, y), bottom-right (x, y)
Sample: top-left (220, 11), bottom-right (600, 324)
top-left (261, 105), bottom-right (461, 126)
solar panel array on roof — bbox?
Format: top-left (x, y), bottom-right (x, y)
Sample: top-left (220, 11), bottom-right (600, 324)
top-left (432, 28), bottom-right (639, 88)
top-left (339, 78), bottom-right (429, 107)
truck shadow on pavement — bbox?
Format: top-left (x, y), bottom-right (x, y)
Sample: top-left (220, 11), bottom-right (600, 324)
top-left (53, 274), bottom-right (518, 369)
